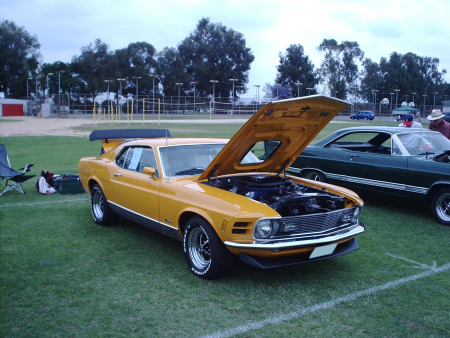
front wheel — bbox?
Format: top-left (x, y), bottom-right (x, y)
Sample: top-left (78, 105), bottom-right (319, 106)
top-left (183, 216), bottom-right (233, 279)
top-left (91, 183), bottom-right (118, 226)
top-left (302, 170), bottom-right (326, 182)
top-left (431, 188), bottom-right (450, 226)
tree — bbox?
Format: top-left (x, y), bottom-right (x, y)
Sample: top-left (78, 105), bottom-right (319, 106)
top-left (39, 61), bottom-right (85, 100)
top-left (364, 52), bottom-right (448, 107)
top-left (115, 42), bottom-right (158, 96)
top-left (178, 18), bottom-right (255, 98)
top-left (156, 47), bottom-right (189, 97)
top-left (262, 83), bottom-right (293, 102)
top-left (317, 39), bottom-right (364, 99)
top-left (275, 44), bottom-right (318, 97)
top-left (70, 39), bottom-right (118, 94)
top-left (0, 20), bottom-right (41, 98)
top-left (360, 58), bottom-right (382, 102)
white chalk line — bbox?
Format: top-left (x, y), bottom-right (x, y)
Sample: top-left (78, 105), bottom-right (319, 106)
top-left (202, 257), bottom-right (450, 338)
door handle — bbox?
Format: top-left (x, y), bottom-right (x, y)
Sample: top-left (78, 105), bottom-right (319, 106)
top-left (114, 173), bottom-right (122, 179)
top-left (350, 154), bottom-right (359, 160)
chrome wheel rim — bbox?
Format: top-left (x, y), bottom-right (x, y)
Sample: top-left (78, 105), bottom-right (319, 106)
top-left (305, 172), bottom-right (321, 181)
top-left (436, 193), bottom-right (450, 222)
top-left (92, 188), bottom-right (104, 220)
top-left (187, 227), bottom-right (211, 270)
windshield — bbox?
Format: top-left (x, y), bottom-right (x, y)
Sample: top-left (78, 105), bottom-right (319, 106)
top-left (396, 131), bottom-right (450, 155)
top-left (159, 143), bottom-right (260, 177)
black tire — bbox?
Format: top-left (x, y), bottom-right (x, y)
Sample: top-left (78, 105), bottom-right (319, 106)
top-left (183, 216), bottom-right (233, 279)
top-left (90, 183), bottom-right (118, 226)
top-left (431, 187), bottom-right (450, 226)
top-left (302, 170), bottom-right (326, 182)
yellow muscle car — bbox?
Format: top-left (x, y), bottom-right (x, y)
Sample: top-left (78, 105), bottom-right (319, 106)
top-left (78, 95), bottom-right (365, 279)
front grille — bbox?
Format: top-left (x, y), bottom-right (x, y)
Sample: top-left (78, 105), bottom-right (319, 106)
top-left (271, 207), bottom-right (357, 240)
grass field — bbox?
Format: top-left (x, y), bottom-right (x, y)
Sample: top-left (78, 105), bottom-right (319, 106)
top-left (1, 118), bottom-right (449, 337)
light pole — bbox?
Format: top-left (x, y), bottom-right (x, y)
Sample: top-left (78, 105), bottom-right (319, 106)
top-left (306, 87), bottom-right (312, 95)
top-left (372, 90), bottom-right (378, 115)
top-left (254, 85), bottom-right (260, 113)
top-left (433, 92), bottom-right (438, 108)
top-left (394, 89), bottom-right (400, 108)
top-left (149, 74), bottom-right (159, 114)
top-left (229, 78), bottom-right (237, 115)
top-left (175, 82), bottom-right (183, 113)
top-left (132, 76), bottom-right (142, 114)
top-left (254, 85), bottom-right (260, 104)
top-left (35, 75), bottom-right (41, 101)
top-left (389, 93), bottom-right (394, 115)
top-left (191, 81), bottom-right (198, 114)
top-left (423, 94), bottom-right (427, 119)
top-left (116, 78), bottom-right (125, 113)
top-left (58, 70), bottom-right (65, 113)
top-left (236, 86), bottom-right (244, 113)
top-left (411, 92), bottom-right (416, 106)
top-left (27, 76), bottom-right (32, 114)
top-left (27, 77), bottom-right (32, 100)
top-left (295, 82), bottom-right (302, 97)
top-left (274, 83), bottom-right (281, 100)
top-left (104, 79), bottom-right (113, 112)
top-left (210, 80), bottom-right (218, 114)
top-left (46, 73), bottom-right (53, 100)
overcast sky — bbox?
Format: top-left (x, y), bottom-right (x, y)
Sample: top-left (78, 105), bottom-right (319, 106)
top-left (2, 0), bottom-right (449, 98)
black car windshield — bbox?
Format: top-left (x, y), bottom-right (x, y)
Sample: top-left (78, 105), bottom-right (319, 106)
top-left (159, 143), bottom-right (260, 177)
top-left (396, 131), bottom-right (450, 155)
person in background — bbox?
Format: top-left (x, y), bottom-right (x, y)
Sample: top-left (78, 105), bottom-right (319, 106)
top-left (399, 114), bottom-right (422, 128)
top-left (427, 109), bottom-right (450, 139)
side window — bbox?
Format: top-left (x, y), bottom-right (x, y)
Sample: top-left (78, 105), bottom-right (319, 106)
top-left (116, 147), bottom-right (144, 172)
top-left (139, 148), bottom-right (159, 177)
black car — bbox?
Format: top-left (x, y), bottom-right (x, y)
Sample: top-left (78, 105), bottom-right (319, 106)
top-left (289, 126), bottom-right (450, 225)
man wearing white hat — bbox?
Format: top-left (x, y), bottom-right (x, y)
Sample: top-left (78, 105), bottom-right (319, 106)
top-left (428, 109), bottom-right (450, 140)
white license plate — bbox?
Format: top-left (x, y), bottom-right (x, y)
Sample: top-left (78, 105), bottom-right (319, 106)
top-left (309, 243), bottom-right (338, 259)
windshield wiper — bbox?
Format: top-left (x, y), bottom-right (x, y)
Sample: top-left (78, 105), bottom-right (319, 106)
top-left (175, 168), bottom-right (205, 175)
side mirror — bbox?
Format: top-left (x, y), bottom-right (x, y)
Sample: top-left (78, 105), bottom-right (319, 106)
top-left (143, 167), bottom-right (157, 179)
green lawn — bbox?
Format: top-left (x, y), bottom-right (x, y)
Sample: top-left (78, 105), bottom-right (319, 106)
top-left (1, 119), bottom-right (449, 337)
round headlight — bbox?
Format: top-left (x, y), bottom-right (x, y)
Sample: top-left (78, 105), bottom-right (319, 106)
top-left (352, 207), bottom-right (361, 223)
top-left (255, 219), bottom-right (273, 239)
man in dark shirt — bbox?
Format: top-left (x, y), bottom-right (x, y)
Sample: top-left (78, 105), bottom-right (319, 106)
top-left (428, 109), bottom-right (450, 139)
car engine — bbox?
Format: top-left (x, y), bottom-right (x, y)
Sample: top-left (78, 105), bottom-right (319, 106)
top-left (203, 174), bottom-right (345, 217)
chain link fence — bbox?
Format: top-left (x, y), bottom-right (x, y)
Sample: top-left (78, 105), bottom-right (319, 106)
top-left (23, 94), bottom-right (444, 120)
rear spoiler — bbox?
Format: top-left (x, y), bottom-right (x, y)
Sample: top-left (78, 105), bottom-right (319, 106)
top-left (89, 129), bottom-right (172, 141)
top-left (89, 129), bottom-right (172, 154)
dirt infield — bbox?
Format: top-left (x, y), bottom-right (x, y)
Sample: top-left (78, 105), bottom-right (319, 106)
top-left (0, 116), bottom-right (95, 137)
top-left (0, 116), bottom-right (250, 137)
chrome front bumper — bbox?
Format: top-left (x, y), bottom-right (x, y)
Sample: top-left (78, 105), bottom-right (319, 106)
top-left (224, 224), bottom-right (365, 251)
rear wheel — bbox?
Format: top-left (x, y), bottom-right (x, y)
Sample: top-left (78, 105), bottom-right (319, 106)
top-left (91, 183), bottom-right (118, 226)
top-left (183, 216), bottom-right (233, 279)
top-left (302, 170), bottom-right (326, 182)
top-left (431, 187), bottom-right (450, 226)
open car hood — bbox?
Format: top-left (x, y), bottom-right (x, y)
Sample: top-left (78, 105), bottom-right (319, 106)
top-left (198, 95), bottom-right (350, 181)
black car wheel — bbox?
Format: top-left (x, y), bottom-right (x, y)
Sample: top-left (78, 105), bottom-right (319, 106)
top-left (183, 216), bottom-right (233, 279)
top-left (431, 187), bottom-right (450, 226)
top-left (302, 170), bottom-right (326, 182)
top-left (91, 183), bottom-right (118, 226)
